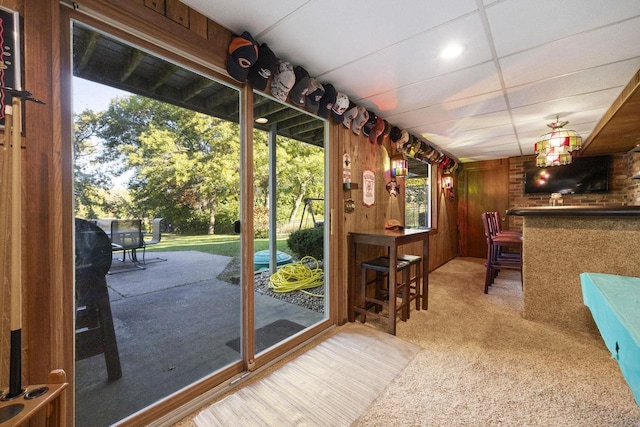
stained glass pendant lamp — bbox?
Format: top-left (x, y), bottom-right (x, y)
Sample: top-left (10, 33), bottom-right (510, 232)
top-left (535, 117), bottom-right (582, 167)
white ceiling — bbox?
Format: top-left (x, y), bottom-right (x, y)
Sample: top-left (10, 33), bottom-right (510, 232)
top-left (181, 0), bottom-right (640, 162)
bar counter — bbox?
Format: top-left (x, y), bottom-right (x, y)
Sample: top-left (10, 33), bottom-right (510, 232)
top-left (507, 206), bottom-right (640, 334)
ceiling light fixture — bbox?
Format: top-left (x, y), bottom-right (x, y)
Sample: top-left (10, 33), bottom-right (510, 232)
top-left (440, 43), bottom-right (465, 59)
top-left (534, 116), bottom-right (582, 167)
top-left (255, 117), bottom-right (268, 124)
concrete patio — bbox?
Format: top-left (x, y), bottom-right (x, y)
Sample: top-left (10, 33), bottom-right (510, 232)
top-left (75, 250), bottom-right (325, 427)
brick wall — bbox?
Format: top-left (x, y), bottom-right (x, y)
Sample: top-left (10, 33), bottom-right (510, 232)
top-left (508, 152), bottom-right (640, 229)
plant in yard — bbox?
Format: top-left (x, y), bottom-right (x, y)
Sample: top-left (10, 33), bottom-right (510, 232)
top-left (287, 226), bottom-right (323, 260)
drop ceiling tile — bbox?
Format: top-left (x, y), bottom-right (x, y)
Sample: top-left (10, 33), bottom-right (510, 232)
top-left (506, 59), bottom-right (640, 108)
top-left (446, 133), bottom-right (517, 150)
top-left (391, 90), bottom-right (508, 129)
top-left (415, 110), bottom-right (513, 136)
top-left (247, 0), bottom-right (478, 76)
top-left (500, 16), bottom-right (640, 87)
top-left (486, 0), bottom-right (640, 57)
top-left (320, 13), bottom-right (493, 98)
top-left (365, 62), bottom-right (502, 117)
top-left (514, 108), bottom-right (608, 136)
top-left (181, 0), bottom-right (308, 35)
top-left (448, 125), bottom-right (517, 145)
top-left (509, 88), bottom-right (622, 127)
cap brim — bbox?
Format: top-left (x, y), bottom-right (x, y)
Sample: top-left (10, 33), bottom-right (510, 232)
top-left (248, 73), bottom-right (268, 91)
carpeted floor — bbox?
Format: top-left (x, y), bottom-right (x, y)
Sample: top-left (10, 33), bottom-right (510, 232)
top-left (175, 257), bottom-right (640, 426)
top-left (353, 257), bottom-right (640, 426)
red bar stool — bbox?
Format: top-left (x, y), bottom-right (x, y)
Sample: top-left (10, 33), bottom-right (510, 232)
top-left (482, 212), bottom-right (522, 293)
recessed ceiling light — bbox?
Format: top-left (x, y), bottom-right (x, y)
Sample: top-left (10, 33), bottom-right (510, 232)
top-left (440, 43), bottom-right (465, 60)
top-left (255, 117), bottom-right (268, 124)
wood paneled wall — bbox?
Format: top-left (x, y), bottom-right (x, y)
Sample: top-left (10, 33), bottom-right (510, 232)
top-left (334, 124), bottom-right (459, 322)
top-left (0, 0), bottom-right (460, 424)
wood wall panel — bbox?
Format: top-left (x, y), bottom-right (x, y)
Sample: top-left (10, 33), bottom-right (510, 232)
top-left (189, 8), bottom-right (208, 39)
top-left (166, 0), bottom-right (189, 28)
top-left (144, 0), bottom-right (164, 14)
top-left (458, 159), bottom-right (510, 258)
top-left (336, 123), bottom-right (459, 323)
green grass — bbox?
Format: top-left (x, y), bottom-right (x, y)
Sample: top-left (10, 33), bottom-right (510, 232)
top-left (145, 233), bottom-right (291, 257)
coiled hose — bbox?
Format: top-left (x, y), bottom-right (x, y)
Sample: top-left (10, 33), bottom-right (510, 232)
top-left (269, 256), bottom-right (324, 297)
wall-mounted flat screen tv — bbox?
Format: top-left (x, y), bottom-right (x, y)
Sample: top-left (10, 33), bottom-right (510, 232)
top-left (524, 155), bottom-right (611, 195)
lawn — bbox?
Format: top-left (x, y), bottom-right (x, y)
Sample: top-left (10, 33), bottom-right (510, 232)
top-left (145, 233), bottom-right (291, 257)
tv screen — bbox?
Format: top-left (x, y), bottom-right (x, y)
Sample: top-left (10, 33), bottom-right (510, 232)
top-left (524, 155), bottom-right (611, 195)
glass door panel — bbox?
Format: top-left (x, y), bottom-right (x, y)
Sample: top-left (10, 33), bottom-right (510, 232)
top-left (72, 22), bottom-right (243, 426)
top-left (252, 93), bottom-right (327, 354)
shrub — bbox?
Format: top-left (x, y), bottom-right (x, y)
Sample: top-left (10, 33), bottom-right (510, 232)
top-left (287, 226), bottom-right (324, 260)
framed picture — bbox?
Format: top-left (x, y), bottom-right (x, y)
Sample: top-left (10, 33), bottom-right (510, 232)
top-left (0, 6), bottom-right (21, 128)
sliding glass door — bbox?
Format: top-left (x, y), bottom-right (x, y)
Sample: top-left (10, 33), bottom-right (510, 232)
top-left (252, 92), bottom-right (327, 355)
top-left (72, 22), bottom-right (244, 426)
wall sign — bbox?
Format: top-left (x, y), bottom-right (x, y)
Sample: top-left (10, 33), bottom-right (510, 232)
top-left (0, 6), bottom-right (21, 128)
top-left (363, 169), bottom-right (375, 207)
top-left (342, 153), bottom-right (351, 185)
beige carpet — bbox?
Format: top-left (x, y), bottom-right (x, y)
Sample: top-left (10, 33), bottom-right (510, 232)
top-left (354, 257), bottom-right (640, 426)
top-left (193, 324), bottom-right (419, 426)
top-left (176, 257), bottom-right (640, 426)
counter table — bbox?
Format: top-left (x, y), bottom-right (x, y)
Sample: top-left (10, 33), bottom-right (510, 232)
top-left (506, 206), bottom-right (640, 334)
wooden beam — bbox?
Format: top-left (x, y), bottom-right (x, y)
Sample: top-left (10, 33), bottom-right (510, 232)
top-left (120, 49), bottom-right (145, 83)
top-left (150, 64), bottom-right (179, 91)
top-left (182, 78), bottom-right (214, 101)
top-left (75, 31), bottom-right (100, 73)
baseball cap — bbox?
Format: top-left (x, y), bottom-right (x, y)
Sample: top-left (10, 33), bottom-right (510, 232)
top-left (247, 43), bottom-right (277, 91)
top-left (271, 60), bottom-right (295, 102)
top-left (369, 116), bottom-right (385, 144)
top-left (331, 92), bottom-right (350, 122)
top-left (389, 126), bottom-right (402, 143)
top-left (385, 219), bottom-right (404, 230)
top-left (362, 111), bottom-right (377, 138)
top-left (305, 78), bottom-right (324, 113)
top-left (377, 120), bottom-right (391, 145)
top-left (352, 106), bottom-right (369, 135)
top-left (289, 66), bottom-right (310, 106)
top-left (398, 130), bottom-right (410, 146)
top-left (226, 31), bottom-right (259, 82)
top-left (342, 102), bottom-right (358, 128)
top-left (318, 84), bottom-right (337, 119)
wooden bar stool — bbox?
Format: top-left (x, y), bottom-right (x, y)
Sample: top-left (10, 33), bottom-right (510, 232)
top-left (381, 254), bottom-right (422, 318)
top-left (354, 256), bottom-right (411, 333)
top-left (399, 254), bottom-right (422, 317)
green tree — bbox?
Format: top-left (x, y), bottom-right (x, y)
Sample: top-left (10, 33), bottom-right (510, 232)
top-left (73, 108), bottom-right (112, 219)
top-left (96, 96), bottom-right (241, 234)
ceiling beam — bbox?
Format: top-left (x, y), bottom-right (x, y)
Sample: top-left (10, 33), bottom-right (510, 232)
top-left (120, 49), bottom-right (145, 83)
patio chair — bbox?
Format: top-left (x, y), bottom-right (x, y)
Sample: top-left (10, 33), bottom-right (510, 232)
top-left (75, 218), bottom-right (122, 380)
top-left (110, 219), bottom-right (145, 268)
top-left (141, 217), bottom-right (167, 264)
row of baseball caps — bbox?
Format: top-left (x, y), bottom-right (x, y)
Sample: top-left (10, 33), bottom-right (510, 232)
top-left (227, 31), bottom-right (458, 173)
